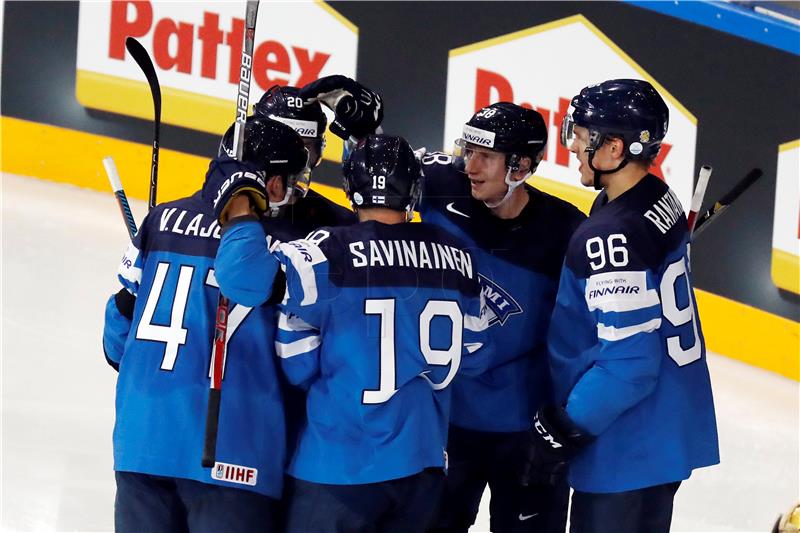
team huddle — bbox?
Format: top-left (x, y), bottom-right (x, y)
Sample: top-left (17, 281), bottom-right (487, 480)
top-left (102, 76), bottom-right (719, 533)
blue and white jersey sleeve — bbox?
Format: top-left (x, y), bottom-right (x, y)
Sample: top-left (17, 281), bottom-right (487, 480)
top-left (116, 218), bottom-right (148, 296)
top-left (460, 283), bottom-right (492, 376)
top-left (104, 218), bottom-right (151, 365)
top-left (558, 224), bottom-right (663, 436)
top-left (214, 219), bottom-right (281, 307)
top-left (275, 309), bottom-right (321, 389)
top-left (270, 236), bottom-right (335, 387)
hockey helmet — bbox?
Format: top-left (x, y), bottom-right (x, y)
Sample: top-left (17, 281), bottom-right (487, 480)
top-left (342, 134), bottom-right (422, 218)
top-left (455, 102), bottom-right (547, 173)
top-left (561, 79), bottom-right (669, 162)
top-left (219, 116), bottom-right (310, 206)
top-left (254, 85), bottom-right (328, 169)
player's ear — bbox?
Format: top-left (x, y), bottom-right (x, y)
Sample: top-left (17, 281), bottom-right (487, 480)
top-left (607, 137), bottom-right (626, 161)
top-left (266, 175), bottom-right (286, 203)
top-left (518, 156), bottom-right (533, 175)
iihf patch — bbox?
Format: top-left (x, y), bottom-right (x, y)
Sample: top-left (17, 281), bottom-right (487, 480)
top-left (211, 461), bottom-right (258, 486)
top-left (478, 274), bottom-right (522, 326)
top-left (353, 192), bottom-right (363, 205)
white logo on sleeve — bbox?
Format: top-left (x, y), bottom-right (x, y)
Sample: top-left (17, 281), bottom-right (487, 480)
top-left (585, 271), bottom-right (658, 313)
top-left (212, 462), bottom-right (258, 486)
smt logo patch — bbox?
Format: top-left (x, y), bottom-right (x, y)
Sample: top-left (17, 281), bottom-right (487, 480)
top-left (478, 274), bottom-right (522, 326)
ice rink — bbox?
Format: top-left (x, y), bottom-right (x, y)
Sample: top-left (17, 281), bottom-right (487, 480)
top-left (2, 173), bottom-right (798, 532)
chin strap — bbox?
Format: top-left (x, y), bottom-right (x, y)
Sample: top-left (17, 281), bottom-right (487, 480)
top-left (588, 152), bottom-right (628, 190)
top-left (484, 168), bottom-right (531, 209)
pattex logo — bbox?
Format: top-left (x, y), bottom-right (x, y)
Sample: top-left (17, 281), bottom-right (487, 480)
top-left (443, 14), bottom-right (697, 210)
top-left (76, 1), bottom-right (358, 137)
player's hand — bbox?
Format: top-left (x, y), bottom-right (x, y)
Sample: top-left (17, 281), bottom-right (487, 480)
top-left (202, 156), bottom-right (268, 224)
top-left (299, 75), bottom-right (383, 140)
top-left (519, 405), bottom-right (593, 486)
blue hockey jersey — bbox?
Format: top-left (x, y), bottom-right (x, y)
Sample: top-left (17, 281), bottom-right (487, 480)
top-left (215, 219), bottom-right (491, 485)
top-left (418, 153), bottom-right (585, 432)
top-left (548, 174), bottom-right (720, 493)
top-left (102, 192), bottom-right (286, 498)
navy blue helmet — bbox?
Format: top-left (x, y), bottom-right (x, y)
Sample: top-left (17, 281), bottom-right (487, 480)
top-left (561, 79), bottom-right (669, 161)
top-left (342, 134), bottom-right (422, 217)
top-left (218, 116), bottom-right (309, 199)
top-left (455, 102), bottom-right (547, 172)
top-left (254, 85), bottom-right (328, 168)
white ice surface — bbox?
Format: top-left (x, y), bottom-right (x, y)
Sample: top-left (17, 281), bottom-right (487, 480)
top-left (1, 174), bottom-right (798, 532)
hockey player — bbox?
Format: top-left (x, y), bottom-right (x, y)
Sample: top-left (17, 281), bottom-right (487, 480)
top-left (298, 76), bottom-right (586, 533)
top-left (248, 84), bottom-right (357, 235)
top-left (101, 117), bottom-right (308, 532)
top-left (521, 79), bottom-right (720, 533)
top-left (419, 104), bottom-right (586, 533)
top-left (207, 134), bottom-right (491, 533)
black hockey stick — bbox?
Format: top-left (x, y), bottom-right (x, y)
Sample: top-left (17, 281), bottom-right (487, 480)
top-left (692, 168), bottom-right (763, 238)
top-left (202, 0), bottom-right (260, 469)
top-left (103, 156), bottom-right (138, 239)
top-left (125, 37), bottom-right (161, 211)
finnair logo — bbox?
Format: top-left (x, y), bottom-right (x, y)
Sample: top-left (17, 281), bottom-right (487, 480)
top-left (270, 115), bottom-right (318, 138)
top-left (462, 125), bottom-right (495, 148)
top-left (479, 274), bottom-right (522, 326)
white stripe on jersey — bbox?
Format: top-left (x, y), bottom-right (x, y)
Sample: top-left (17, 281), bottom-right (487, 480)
top-left (278, 239), bottom-right (327, 305)
top-left (276, 335), bottom-right (321, 359)
top-left (464, 313), bottom-right (489, 332)
top-left (278, 310), bottom-right (315, 332)
top-left (464, 292), bottom-right (490, 332)
top-left (597, 318), bottom-right (662, 341)
top-left (117, 241), bottom-right (142, 288)
top-left (464, 342), bottom-right (484, 353)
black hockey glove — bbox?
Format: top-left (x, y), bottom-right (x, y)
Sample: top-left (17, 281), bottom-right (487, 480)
top-left (202, 156), bottom-right (268, 223)
top-left (299, 75), bottom-right (383, 140)
top-left (519, 405), bottom-right (594, 487)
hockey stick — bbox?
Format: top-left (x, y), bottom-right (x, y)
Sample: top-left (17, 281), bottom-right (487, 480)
top-left (125, 37), bottom-right (161, 211)
top-left (103, 156), bottom-right (138, 239)
top-left (692, 168), bottom-right (763, 238)
top-left (687, 165), bottom-right (712, 235)
top-left (202, 0), bottom-right (260, 469)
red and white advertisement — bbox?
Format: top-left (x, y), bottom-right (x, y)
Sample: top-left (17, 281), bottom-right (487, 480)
top-left (76, 0), bottom-right (357, 142)
top-left (772, 140), bottom-right (800, 294)
top-left (443, 15), bottom-right (697, 211)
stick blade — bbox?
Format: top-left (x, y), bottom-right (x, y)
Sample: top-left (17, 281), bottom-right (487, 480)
top-left (125, 37), bottom-right (161, 118)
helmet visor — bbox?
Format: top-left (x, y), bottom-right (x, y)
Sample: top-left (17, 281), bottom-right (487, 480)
top-left (304, 137), bottom-right (325, 169)
top-left (288, 167), bottom-right (312, 198)
top-left (560, 112), bottom-right (576, 148)
top-left (452, 137), bottom-right (501, 171)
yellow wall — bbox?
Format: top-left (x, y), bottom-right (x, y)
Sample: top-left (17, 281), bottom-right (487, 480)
top-left (2, 116), bottom-right (797, 380)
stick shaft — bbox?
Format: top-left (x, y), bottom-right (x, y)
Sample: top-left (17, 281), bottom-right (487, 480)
top-left (103, 156), bottom-right (137, 239)
top-left (687, 165), bottom-right (713, 235)
top-left (202, 0), bottom-right (260, 469)
top-left (692, 168), bottom-right (763, 238)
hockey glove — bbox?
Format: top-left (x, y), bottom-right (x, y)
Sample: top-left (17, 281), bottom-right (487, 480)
top-left (202, 156), bottom-right (268, 223)
top-left (519, 405), bottom-right (594, 487)
top-left (299, 75), bottom-right (383, 140)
